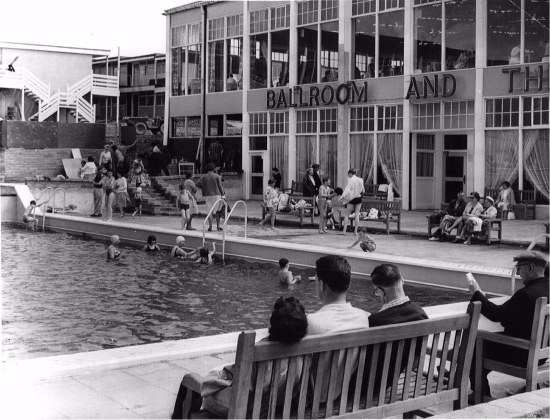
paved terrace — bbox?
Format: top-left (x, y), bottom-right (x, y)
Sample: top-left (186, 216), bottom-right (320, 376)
top-left (2, 201), bottom-right (548, 419)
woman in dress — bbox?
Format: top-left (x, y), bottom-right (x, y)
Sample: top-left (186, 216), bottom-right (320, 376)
top-left (100, 169), bottom-right (116, 221)
top-left (114, 173), bottom-right (130, 218)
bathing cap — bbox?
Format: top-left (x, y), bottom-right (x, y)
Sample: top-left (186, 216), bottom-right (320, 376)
top-left (111, 235), bottom-right (120, 243)
top-left (176, 236), bottom-right (185, 244)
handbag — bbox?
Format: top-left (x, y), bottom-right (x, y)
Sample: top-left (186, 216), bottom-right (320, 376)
top-left (507, 211), bottom-right (516, 220)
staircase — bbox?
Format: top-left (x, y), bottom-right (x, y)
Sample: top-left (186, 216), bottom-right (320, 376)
top-left (128, 175), bottom-right (186, 216)
top-left (0, 67), bottom-right (118, 123)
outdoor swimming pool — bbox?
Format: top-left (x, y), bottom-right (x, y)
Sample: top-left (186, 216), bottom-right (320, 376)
top-left (1, 226), bottom-right (473, 360)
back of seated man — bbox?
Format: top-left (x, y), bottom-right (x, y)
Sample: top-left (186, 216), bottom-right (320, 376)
top-left (308, 255), bottom-right (370, 334)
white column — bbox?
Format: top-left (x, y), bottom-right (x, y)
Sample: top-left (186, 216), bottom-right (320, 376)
top-left (288, 0), bottom-right (298, 185)
top-left (402, 0), bottom-right (414, 210)
top-left (338, 0), bottom-right (351, 187)
top-left (164, 14), bottom-right (171, 146)
top-left (473, 0), bottom-right (487, 193)
top-left (21, 88), bottom-right (25, 121)
top-left (242, 1), bottom-right (250, 198)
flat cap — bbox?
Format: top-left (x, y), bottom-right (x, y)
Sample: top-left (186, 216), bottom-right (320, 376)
top-left (513, 251), bottom-right (549, 267)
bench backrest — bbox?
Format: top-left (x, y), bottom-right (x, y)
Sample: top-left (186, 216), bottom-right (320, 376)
top-left (227, 303), bottom-right (481, 419)
top-left (529, 297), bottom-right (549, 372)
top-left (484, 187), bottom-right (535, 204)
top-left (360, 199), bottom-right (402, 214)
top-left (291, 180), bottom-right (304, 195)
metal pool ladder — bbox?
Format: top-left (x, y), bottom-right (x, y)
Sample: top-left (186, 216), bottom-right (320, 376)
top-left (202, 199), bottom-right (248, 264)
top-left (36, 187), bottom-right (66, 231)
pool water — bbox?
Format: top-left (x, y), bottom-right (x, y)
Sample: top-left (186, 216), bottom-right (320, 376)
top-left (1, 226), bottom-right (472, 360)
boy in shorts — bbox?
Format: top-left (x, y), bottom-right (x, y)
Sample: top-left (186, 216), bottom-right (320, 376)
top-left (132, 184), bottom-right (143, 218)
top-left (348, 227), bottom-right (376, 252)
top-left (23, 200), bottom-right (43, 230)
top-left (330, 187), bottom-right (346, 230)
top-left (176, 184), bottom-right (192, 230)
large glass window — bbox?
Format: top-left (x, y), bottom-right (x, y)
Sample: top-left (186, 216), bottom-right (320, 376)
top-left (321, 21), bottom-right (339, 82)
top-left (208, 18), bottom-right (224, 93)
top-left (487, 0), bottom-right (521, 66)
top-left (297, 25), bottom-right (318, 84)
top-left (414, 2), bottom-right (442, 73)
top-left (250, 33), bottom-right (268, 89)
top-left (187, 44), bottom-right (201, 95)
top-left (227, 14), bottom-right (243, 91)
top-left (378, 10), bottom-right (404, 76)
top-left (485, 97), bottom-right (520, 128)
top-left (445, 0), bottom-right (476, 70)
top-left (171, 47), bottom-right (184, 96)
top-left (354, 15), bottom-right (375, 79)
top-left (525, 0), bottom-right (550, 63)
top-left (271, 30), bottom-right (289, 87)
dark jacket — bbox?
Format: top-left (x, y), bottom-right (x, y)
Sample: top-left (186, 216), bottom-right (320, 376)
top-left (447, 198), bottom-right (467, 217)
top-left (369, 301), bottom-right (428, 327)
top-left (471, 277), bottom-right (549, 340)
top-left (312, 171), bottom-right (322, 194)
top-left (302, 175), bottom-right (316, 197)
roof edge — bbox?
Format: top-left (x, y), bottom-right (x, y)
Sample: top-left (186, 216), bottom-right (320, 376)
top-left (0, 42), bottom-right (110, 57)
top-left (164, 0), bottom-right (221, 15)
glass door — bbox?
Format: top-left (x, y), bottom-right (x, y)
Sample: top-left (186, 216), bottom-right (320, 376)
top-left (443, 151), bottom-right (466, 202)
top-left (250, 151), bottom-right (267, 200)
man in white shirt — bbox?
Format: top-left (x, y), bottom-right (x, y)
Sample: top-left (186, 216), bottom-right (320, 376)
top-left (456, 196), bottom-right (498, 245)
top-left (81, 156), bottom-right (97, 180)
top-left (308, 255), bottom-right (370, 334)
top-left (338, 168), bottom-right (365, 235)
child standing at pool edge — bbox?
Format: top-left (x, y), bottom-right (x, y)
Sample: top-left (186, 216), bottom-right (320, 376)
top-left (132, 184), bottom-right (143, 218)
top-left (259, 179), bottom-right (278, 230)
top-left (176, 184), bottom-right (192, 230)
top-left (317, 177), bottom-right (332, 234)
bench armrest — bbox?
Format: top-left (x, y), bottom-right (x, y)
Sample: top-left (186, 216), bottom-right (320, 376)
top-left (182, 372), bottom-right (207, 393)
top-left (477, 330), bottom-right (530, 350)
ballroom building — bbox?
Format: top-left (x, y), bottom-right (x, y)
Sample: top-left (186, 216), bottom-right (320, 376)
top-left (163, 0), bottom-right (549, 210)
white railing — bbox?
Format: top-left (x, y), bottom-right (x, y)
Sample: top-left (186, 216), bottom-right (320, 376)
top-left (23, 68), bottom-right (50, 101)
top-left (68, 74), bottom-right (92, 96)
top-left (92, 74), bottom-right (118, 89)
top-left (39, 92), bottom-right (61, 121)
top-left (0, 68), bottom-right (24, 89)
top-left (221, 200), bottom-right (248, 265)
top-left (75, 95), bottom-right (95, 122)
top-left (40, 188), bottom-right (66, 231)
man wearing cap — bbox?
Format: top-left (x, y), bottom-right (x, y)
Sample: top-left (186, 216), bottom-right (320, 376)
top-left (456, 196), bottom-right (498, 245)
top-left (171, 236), bottom-right (197, 259)
top-left (467, 251), bottom-right (549, 400)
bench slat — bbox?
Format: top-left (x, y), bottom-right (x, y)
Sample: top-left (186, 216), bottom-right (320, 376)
top-left (352, 346), bottom-right (368, 411)
top-left (402, 337), bottom-right (418, 401)
top-left (365, 344), bottom-right (380, 408)
top-left (377, 342), bottom-right (393, 406)
top-left (413, 336), bottom-right (429, 398)
top-left (339, 347), bottom-right (358, 416)
top-left (282, 356), bottom-right (299, 419)
top-left (297, 354), bottom-right (312, 419)
top-left (426, 333), bottom-right (440, 395)
top-left (437, 331), bottom-right (453, 393)
top-left (447, 331), bottom-right (462, 390)
top-left (251, 360), bottom-right (269, 419)
top-left (325, 349), bottom-right (342, 417)
top-left (311, 351), bottom-right (331, 419)
top-left (390, 339), bottom-right (406, 403)
top-left (267, 358), bottom-right (282, 418)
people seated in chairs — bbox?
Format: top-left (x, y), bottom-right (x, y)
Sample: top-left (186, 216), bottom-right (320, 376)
top-left (446, 192), bottom-right (483, 238)
top-left (467, 251), bottom-right (549, 402)
top-left (428, 191), bottom-right (467, 241)
top-left (454, 196), bottom-right (498, 245)
top-left (494, 181), bottom-right (516, 218)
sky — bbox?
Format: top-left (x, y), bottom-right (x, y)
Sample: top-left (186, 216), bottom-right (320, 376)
top-left (0, 0), bottom-right (194, 57)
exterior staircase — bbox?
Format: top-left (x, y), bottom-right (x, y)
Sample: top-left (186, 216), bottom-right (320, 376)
top-left (0, 67), bottom-right (118, 123)
top-left (127, 174), bottom-right (190, 216)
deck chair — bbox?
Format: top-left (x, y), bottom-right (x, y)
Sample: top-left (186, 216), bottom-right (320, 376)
top-left (474, 297), bottom-right (550, 404)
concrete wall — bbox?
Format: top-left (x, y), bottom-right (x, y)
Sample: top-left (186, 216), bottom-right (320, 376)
top-left (3, 121), bottom-right (106, 149)
top-left (1, 148), bottom-right (103, 180)
top-left (27, 181), bottom-right (95, 214)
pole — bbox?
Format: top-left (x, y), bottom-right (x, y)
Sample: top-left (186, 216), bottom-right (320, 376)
top-left (116, 47), bottom-right (120, 126)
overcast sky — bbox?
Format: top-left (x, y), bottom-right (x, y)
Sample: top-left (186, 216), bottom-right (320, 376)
top-left (1, 0), bottom-right (193, 57)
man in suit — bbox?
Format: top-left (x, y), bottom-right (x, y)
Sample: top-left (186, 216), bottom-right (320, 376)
top-left (302, 167), bottom-right (316, 197)
top-left (468, 251), bottom-right (549, 401)
top-left (311, 163), bottom-right (322, 196)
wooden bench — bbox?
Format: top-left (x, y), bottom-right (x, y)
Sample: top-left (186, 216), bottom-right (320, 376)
top-left (484, 187), bottom-right (536, 220)
top-left (427, 202), bottom-right (503, 245)
top-left (180, 303), bottom-right (481, 419)
top-left (263, 181), bottom-right (315, 228)
top-left (357, 198), bottom-right (401, 234)
top-left (474, 297), bottom-right (549, 404)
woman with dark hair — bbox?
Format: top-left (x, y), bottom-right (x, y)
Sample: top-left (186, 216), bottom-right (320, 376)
top-left (172, 296), bottom-right (308, 419)
top-left (143, 235), bottom-right (161, 252)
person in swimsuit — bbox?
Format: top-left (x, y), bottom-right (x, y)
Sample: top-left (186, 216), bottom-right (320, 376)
top-left (132, 185), bottom-right (143, 219)
top-left (91, 169), bottom-right (106, 217)
top-left (23, 200), bottom-right (44, 230)
top-left (171, 236), bottom-right (197, 259)
top-left (348, 227), bottom-right (376, 252)
top-left (277, 258), bottom-right (301, 285)
top-left (194, 242), bottom-right (216, 264)
top-left (176, 184), bottom-right (191, 230)
top-left (143, 235), bottom-right (161, 252)
top-left (101, 170), bottom-right (116, 221)
top-left (107, 235), bottom-right (121, 260)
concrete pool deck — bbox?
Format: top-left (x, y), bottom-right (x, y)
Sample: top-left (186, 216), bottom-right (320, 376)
top-left (2, 201), bottom-right (549, 418)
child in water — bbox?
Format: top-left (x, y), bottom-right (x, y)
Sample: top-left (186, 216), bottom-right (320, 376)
top-left (107, 235), bottom-right (121, 260)
top-left (172, 236), bottom-right (197, 259)
top-left (277, 258), bottom-right (301, 285)
top-left (348, 227), bottom-right (376, 252)
top-left (195, 242), bottom-right (217, 264)
top-left (143, 234), bottom-right (161, 252)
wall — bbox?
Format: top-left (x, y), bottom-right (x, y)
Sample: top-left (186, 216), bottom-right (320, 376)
top-left (2, 48), bottom-right (93, 92)
top-left (4, 121), bottom-right (106, 149)
top-left (27, 181), bottom-right (95, 214)
top-left (0, 148), bottom-right (103, 180)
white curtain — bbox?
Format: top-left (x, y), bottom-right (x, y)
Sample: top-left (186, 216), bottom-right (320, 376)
top-left (377, 133), bottom-right (403, 195)
top-left (270, 136), bottom-right (288, 189)
top-left (523, 129), bottom-right (549, 200)
top-left (485, 130), bottom-right (519, 188)
top-left (350, 134), bottom-right (374, 184)
top-left (320, 135), bottom-right (338, 187)
top-left (296, 135), bottom-right (316, 182)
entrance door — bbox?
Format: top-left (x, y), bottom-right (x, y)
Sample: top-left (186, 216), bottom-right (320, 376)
top-left (443, 151), bottom-right (466, 203)
top-left (250, 151), bottom-right (268, 200)
top-left (413, 133), bottom-right (436, 209)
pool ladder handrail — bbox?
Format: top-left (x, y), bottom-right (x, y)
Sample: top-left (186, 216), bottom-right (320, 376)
top-left (37, 187), bottom-right (66, 231)
top-left (202, 197), bottom-right (228, 248)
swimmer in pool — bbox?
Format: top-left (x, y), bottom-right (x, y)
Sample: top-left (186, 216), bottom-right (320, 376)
top-left (171, 236), bottom-right (197, 259)
top-left (195, 242), bottom-right (216, 264)
top-left (348, 227), bottom-right (376, 252)
top-left (22, 199), bottom-right (44, 230)
top-left (107, 235), bottom-right (121, 260)
top-left (143, 234), bottom-right (161, 252)
top-left (277, 258), bottom-right (301, 285)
